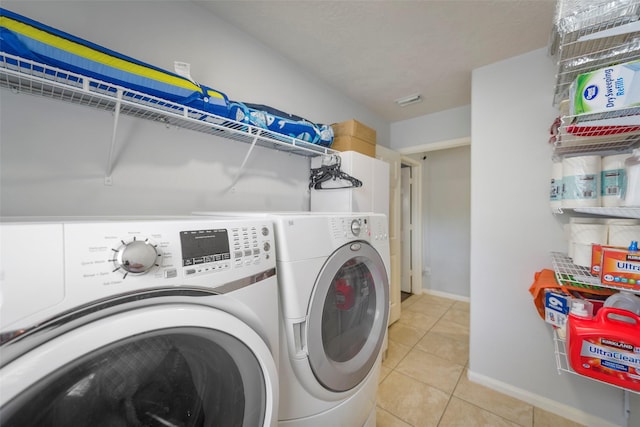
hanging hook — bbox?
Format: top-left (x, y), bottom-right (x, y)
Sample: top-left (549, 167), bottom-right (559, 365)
top-left (309, 153), bottom-right (362, 190)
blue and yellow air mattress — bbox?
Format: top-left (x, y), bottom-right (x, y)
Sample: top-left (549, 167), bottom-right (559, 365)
top-left (0, 7), bottom-right (230, 118)
top-left (0, 8), bottom-right (333, 147)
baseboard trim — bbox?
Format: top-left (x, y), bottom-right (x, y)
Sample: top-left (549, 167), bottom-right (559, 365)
top-left (421, 288), bottom-right (470, 303)
top-left (466, 369), bottom-right (621, 427)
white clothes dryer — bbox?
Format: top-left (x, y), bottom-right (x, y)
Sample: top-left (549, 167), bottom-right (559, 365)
top-left (271, 213), bottom-right (390, 427)
top-left (195, 212), bottom-right (391, 426)
top-left (0, 216), bottom-right (279, 427)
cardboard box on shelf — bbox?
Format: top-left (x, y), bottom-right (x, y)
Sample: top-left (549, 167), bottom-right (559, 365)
top-left (331, 120), bottom-right (377, 157)
top-left (332, 119), bottom-right (377, 144)
top-left (331, 136), bottom-right (376, 157)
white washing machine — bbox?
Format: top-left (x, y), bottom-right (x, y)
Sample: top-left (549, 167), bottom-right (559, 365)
top-left (195, 211), bottom-right (390, 426)
top-left (0, 216), bottom-right (279, 427)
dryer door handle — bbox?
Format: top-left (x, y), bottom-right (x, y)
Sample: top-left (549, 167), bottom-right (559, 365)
top-left (290, 319), bottom-right (308, 358)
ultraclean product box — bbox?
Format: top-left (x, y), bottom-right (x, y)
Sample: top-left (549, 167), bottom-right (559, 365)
top-left (591, 244), bottom-right (626, 276)
top-left (571, 59), bottom-right (640, 116)
top-left (600, 247), bottom-right (640, 289)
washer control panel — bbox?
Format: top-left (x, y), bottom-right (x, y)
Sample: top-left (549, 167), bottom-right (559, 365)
top-left (62, 218), bottom-right (275, 290)
top-left (0, 218), bottom-right (276, 332)
top-left (180, 228), bottom-right (232, 277)
top-left (328, 215), bottom-right (389, 244)
top-left (330, 216), bottom-right (368, 240)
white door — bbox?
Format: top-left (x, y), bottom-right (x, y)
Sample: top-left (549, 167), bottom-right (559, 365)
top-left (306, 242), bottom-right (389, 392)
top-left (0, 300), bottom-right (278, 427)
top-left (375, 145), bottom-right (402, 324)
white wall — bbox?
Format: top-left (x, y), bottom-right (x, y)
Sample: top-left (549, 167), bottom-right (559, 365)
top-left (1, 1), bottom-right (389, 216)
top-left (411, 146), bottom-right (471, 299)
top-left (471, 47), bottom-right (638, 426)
top-left (391, 104), bottom-right (470, 151)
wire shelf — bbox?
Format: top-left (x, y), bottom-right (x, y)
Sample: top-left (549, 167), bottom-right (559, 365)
top-left (0, 52), bottom-right (337, 158)
top-left (550, 0), bottom-right (640, 106)
top-left (553, 33), bottom-right (640, 106)
top-left (553, 109), bottom-right (640, 156)
top-left (553, 328), bottom-right (640, 396)
top-left (553, 328), bottom-right (572, 375)
top-left (551, 252), bottom-right (640, 294)
top-left (551, 252), bottom-right (605, 289)
top-left (572, 207), bottom-right (640, 219)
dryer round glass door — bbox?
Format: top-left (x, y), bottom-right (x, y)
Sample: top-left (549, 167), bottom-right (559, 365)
top-left (0, 305), bottom-right (277, 427)
top-left (307, 241), bottom-right (390, 392)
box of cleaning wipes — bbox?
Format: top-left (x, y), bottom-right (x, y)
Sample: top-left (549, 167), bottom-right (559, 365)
top-left (571, 59), bottom-right (640, 115)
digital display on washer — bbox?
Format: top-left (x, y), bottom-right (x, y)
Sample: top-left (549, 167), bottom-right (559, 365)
top-left (180, 229), bottom-right (230, 267)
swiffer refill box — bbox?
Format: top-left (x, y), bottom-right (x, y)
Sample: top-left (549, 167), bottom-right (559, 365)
top-left (572, 59), bottom-right (640, 115)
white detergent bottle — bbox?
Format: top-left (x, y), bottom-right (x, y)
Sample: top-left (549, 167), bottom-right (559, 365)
top-left (624, 149), bottom-right (640, 207)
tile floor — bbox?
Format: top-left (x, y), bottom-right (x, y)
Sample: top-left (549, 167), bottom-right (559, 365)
top-left (375, 293), bottom-right (585, 427)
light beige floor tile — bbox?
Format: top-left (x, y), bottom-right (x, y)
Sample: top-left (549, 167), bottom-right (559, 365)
top-left (430, 317), bottom-right (469, 338)
top-left (401, 294), bottom-right (420, 310)
top-left (375, 406), bottom-right (412, 427)
top-left (408, 295), bottom-right (453, 317)
top-left (438, 397), bottom-right (521, 427)
top-left (533, 407), bottom-right (585, 427)
top-left (419, 294), bottom-right (457, 307)
top-left (377, 371), bottom-right (450, 427)
top-left (388, 323), bottom-right (427, 348)
top-left (452, 300), bottom-right (470, 312)
top-left (439, 306), bottom-right (470, 329)
top-left (382, 339), bottom-right (412, 369)
top-left (395, 347), bottom-right (465, 394)
top-left (415, 329), bottom-right (469, 366)
top-left (379, 365), bottom-right (392, 384)
top-left (397, 309), bottom-right (440, 332)
top-left (400, 301), bottom-right (449, 318)
top-left (453, 369), bottom-right (533, 426)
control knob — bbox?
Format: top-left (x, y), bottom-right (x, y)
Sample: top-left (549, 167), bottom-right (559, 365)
top-left (110, 237), bottom-right (161, 278)
top-left (350, 219), bottom-right (362, 236)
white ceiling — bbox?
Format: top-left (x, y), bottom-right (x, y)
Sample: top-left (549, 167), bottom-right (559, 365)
top-left (196, 0), bottom-right (557, 123)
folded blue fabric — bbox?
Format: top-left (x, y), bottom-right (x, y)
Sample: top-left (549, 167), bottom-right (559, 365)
top-left (229, 101), bottom-right (333, 147)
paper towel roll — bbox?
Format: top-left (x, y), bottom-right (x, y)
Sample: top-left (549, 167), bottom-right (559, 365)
top-left (608, 225), bottom-right (640, 247)
top-left (570, 223), bottom-right (608, 244)
top-left (573, 242), bottom-right (593, 268)
top-left (562, 155), bottom-right (601, 208)
top-left (601, 154), bottom-right (629, 207)
top-left (567, 218), bottom-right (605, 259)
top-left (550, 161), bottom-right (563, 210)
top-left (570, 217), bottom-right (606, 224)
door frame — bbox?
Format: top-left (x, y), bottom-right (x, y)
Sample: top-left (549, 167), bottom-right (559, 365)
top-left (398, 136), bottom-right (471, 298)
top-left (399, 155), bottom-right (423, 296)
